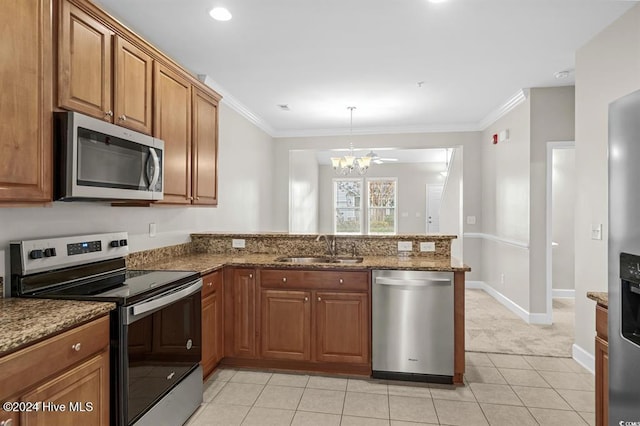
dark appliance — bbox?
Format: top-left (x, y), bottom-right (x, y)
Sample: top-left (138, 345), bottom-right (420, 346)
top-left (10, 232), bottom-right (202, 426)
top-left (608, 88), bottom-right (640, 423)
top-left (55, 111), bottom-right (164, 201)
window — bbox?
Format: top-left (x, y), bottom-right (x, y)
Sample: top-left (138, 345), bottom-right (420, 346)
top-left (333, 179), bottom-right (363, 234)
top-left (333, 177), bottom-right (397, 235)
top-left (367, 178), bottom-right (397, 234)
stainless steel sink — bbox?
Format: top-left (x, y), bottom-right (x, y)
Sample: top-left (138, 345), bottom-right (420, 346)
top-left (274, 256), bottom-right (364, 264)
top-left (275, 256), bottom-right (332, 263)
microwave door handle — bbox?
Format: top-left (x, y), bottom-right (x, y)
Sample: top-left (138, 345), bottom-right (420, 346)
top-left (147, 148), bottom-right (160, 189)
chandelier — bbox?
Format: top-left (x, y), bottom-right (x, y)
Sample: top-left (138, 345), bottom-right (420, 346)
top-left (330, 107), bottom-right (372, 175)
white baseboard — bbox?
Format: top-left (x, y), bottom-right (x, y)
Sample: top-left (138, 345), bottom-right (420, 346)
top-left (466, 281), bottom-right (552, 325)
top-left (572, 344), bottom-right (595, 374)
top-left (552, 289), bottom-right (575, 298)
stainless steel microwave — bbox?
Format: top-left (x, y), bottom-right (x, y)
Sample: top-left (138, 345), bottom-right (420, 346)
top-left (55, 111), bottom-right (164, 201)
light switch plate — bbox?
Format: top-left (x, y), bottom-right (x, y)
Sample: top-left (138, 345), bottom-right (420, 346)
top-left (149, 223), bottom-right (157, 237)
top-left (397, 241), bottom-right (412, 251)
top-left (420, 242), bottom-right (436, 252)
top-left (232, 239), bottom-right (246, 248)
top-left (591, 224), bottom-right (602, 240)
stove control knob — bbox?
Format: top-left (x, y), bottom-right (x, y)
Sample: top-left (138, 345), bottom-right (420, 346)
top-left (44, 248), bottom-right (57, 257)
top-left (110, 240), bottom-right (121, 248)
top-left (29, 249), bottom-right (44, 259)
top-left (119, 239), bottom-right (128, 247)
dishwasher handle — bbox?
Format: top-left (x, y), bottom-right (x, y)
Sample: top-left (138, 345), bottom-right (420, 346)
top-left (374, 277), bottom-right (452, 287)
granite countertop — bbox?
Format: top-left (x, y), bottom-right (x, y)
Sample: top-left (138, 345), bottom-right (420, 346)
top-left (587, 291), bottom-right (608, 308)
top-left (134, 253), bottom-right (471, 275)
top-left (0, 298), bottom-right (116, 355)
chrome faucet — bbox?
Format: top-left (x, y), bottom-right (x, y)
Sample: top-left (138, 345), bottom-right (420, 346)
top-left (316, 234), bottom-right (336, 257)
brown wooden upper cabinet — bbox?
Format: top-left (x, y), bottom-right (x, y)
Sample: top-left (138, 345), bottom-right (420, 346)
top-left (58, 0), bottom-right (153, 134)
top-left (154, 63), bottom-right (193, 204)
top-left (192, 88), bottom-right (220, 205)
top-left (0, 0), bottom-right (53, 204)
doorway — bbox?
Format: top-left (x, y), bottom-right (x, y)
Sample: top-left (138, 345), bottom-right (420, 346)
top-left (426, 184), bottom-right (443, 233)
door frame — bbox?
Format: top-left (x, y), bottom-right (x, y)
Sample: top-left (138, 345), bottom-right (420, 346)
top-left (545, 140), bottom-right (575, 323)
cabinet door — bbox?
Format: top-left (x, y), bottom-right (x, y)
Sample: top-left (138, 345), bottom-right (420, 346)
top-left (595, 336), bottom-right (608, 426)
top-left (114, 36), bottom-right (153, 134)
top-left (21, 351), bottom-right (109, 426)
top-left (0, 0), bottom-right (52, 203)
top-left (192, 89), bottom-right (219, 205)
top-left (202, 272), bottom-right (224, 377)
top-left (58, 0), bottom-right (113, 120)
top-left (261, 290), bottom-right (311, 361)
top-left (315, 292), bottom-right (369, 364)
top-left (224, 269), bottom-right (257, 358)
top-left (154, 63), bottom-right (192, 204)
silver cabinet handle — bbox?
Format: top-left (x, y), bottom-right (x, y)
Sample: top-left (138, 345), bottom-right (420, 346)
top-left (119, 114), bottom-right (127, 121)
top-left (71, 343), bottom-right (81, 352)
top-left (196, 197), bottom-right (200, 200)
top-left (105, 110), bottom-right (113, 117)
top-left (249, 273), bottom-right (253, 279)
top-left (1, 419), bottom-right (14, 426)
top-left (304, 297), bottom-right (308, 302)
top-left (339, 278), bottom-right (344, 284)
top-left (282, 277), bottom-right (287, 283)
top-left (317, 297), bottom-right (321, 302)
top-left (208, 282), bottom-right (213, 287)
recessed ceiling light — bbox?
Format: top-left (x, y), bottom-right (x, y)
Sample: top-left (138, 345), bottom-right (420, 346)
top-left (554, 69), bottom-right (573, 79)
top-left (277, 104), bottom-right (290, 111)
top-left (209, 7), bottom-right (232, 21)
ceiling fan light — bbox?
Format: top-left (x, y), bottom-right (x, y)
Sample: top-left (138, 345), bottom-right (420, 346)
top-left (359, 156), bottom-right (372, 168)
top-left (343, 155), bottom-right (355, 167)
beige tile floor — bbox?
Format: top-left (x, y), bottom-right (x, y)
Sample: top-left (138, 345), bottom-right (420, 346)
top-left (186, 353), bottom-right (595, 426)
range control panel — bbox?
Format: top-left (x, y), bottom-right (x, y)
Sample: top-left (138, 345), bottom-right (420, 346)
top-left (11, 232), bottom-right (129, 275)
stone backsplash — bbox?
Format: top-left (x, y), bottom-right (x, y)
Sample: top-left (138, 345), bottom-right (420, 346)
top-left (191, 233), bottom-right (454, 259)
top-left (127, 242), bottom-right (194, 269)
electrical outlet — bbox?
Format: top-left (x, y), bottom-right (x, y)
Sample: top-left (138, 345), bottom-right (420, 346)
top-left (466, 216), bottom-right (476, 225)
top-left (500, 273), bottom-right (505, 285)
top-left (397, 241), bottom-right (413, 251)
top-left (420, 242), bottom-right (436, 252)
top-left (232, 239), bottom-right (246, 248)
top-left (149, 223), bottom-right (157, 237)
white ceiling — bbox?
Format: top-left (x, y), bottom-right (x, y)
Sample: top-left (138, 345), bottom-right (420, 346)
top-left (95, 0), bottom-right (636, 136)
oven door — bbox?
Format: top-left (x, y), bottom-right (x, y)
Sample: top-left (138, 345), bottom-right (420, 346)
top-left (120, 279), bottom-right (202, 425)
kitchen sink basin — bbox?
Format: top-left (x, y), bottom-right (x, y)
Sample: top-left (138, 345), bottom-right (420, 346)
top-left (275, 256), bottom-right (364, 264)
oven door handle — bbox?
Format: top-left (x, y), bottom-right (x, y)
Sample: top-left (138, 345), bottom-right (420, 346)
top-left (130, 279), bottom-right (202, 317)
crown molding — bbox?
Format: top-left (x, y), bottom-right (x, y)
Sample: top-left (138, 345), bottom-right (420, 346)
top-left (477, 88), bottom-right (530, 130)
top-left (197, 75), bottom-right (276, 136)
top-left (272, 122), bottom-right (480, 139)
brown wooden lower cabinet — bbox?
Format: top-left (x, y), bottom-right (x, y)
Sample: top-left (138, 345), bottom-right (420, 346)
top-left (315, 291), bottom-right (369, 364)
top-left (261, 290), bottom-right (312, 361)
top-left (202, 270), bottom-right (224, 378)
top-left (595, 304), bottom-right (608, 426)
top-left (224, 268), bottom-right (257, 358)
top-left (0, 315), bottom-right (110, 425)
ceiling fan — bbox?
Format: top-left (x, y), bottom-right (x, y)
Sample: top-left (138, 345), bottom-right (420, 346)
top-left (366, 150), bottom-right (398, 165)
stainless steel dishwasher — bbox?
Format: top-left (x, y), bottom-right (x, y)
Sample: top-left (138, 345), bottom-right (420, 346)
top-left (372, 269), bottom-right (454, 383)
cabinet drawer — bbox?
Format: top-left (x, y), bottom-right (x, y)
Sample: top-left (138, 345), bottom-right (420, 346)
top-left (0, 315), bottom-right (110, 400)
top-left (260, 269), bottom-right (369, 291)
top-left (202, 269), bottom-right (223, 298)
top-left (596, 304), bottom-right (608, 341)
top-left (260, 270), bottom-right (306, 288)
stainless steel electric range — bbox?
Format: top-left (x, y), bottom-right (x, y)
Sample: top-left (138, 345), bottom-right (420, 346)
top-left (10, 232), bottom-right (203, 426)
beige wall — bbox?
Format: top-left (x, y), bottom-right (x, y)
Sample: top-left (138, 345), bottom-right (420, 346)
top-left (574, 4), bottom-right (640, 358)
top-left (0, 103), bottom-right (276, 287)
top-left (289, 150), bottom-right (319, 233)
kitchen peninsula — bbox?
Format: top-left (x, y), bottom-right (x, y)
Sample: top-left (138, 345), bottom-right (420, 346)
top-left (130, 233), bottom-right (470, 384)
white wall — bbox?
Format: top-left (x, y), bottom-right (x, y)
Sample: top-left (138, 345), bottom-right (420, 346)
top-left (0, 103), bottom-right (275, 290)
top-left (574, 3), bottom-right (640, 358)
top-left (273, 131), bottom-right (484, 280)
top-left (481, 96), bottom-right (532, 310)
top-left (289, 150), bottom-right (319, 233)
top-left (439, 148), bottom-right (464, 260)
top-left (552, 148), bottom-right (576, 291)
top-left (529, 87), bottom-right (576, 312)
top-left (316, 161), bottom-right (447, 234)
